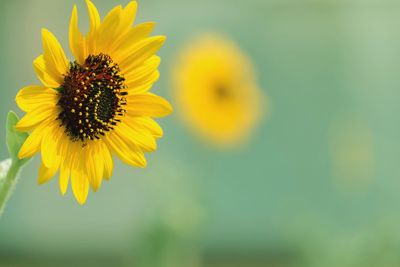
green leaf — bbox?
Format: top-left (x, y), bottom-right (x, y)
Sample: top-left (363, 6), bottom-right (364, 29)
top-left (0, 111), bottom-right (31, 217)
top-left (6, 111), bottom-right (28, 162)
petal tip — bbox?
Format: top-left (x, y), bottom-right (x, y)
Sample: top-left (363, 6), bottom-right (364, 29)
top-left (41, 28), bottom-right (50, 36)
top-left (91, 186), bottom-right (100, 193)
top-left (71, 4), bottom-right (78, 15)
top-left (126, 1), bottom-right (138, 8)
top-left (77, 199), bottom-right (86, 206)
top-left (37, 178), bottom-right (46, 185)
top-left (74, 191), bottom-right (88, 205)
top-left (159, 99), bottom-right (173, 117)
top-left (159, 36), bottom-right (166, 44)
top-left (165, 101), bottom-right (173, 114)
top-left (17, 150), bottom-right (26, 160)
top-left (14, 122), bottom-right (26, 132)
top-left (139, 158), bottom-right (147, 168)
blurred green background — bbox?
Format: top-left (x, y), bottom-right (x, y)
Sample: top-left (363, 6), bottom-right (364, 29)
top-left (1, 0), bottom-right (400, 266)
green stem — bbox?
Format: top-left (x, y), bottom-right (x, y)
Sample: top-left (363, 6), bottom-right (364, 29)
top-left (0, 160), bottom-right (22, 216)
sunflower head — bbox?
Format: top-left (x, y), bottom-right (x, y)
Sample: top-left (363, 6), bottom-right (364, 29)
top-left (15, 0), bottom-right (172, 205)
top-left (57, 53), bottom-right (127, 142)
top-left (173, 34), bottom-right (264, 148)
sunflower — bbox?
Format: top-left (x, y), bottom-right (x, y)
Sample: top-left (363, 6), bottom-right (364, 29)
top-left (173, 35), bottom-right (263, 147)
top-left (15, 0), bottom-right (172, 205)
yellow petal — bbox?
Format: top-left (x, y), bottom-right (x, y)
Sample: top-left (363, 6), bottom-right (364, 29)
top-left (59, 138), bottom-right (72, 195)
top-left (41, 28), bottom-right (69, 80)
top-left (85, 0), bottom-right (101, 54)
top-left (106, 4), bottom-right (144, 54)
top-left (114, 22), bottom-right (155, 54)
top-left (105, 132), bottom-right (147, 167)
top-left (116, 122), bottom-right (156, 152)
top-left (117, 36), bottom-right (166, 72)
top-left (16, 105), bottom-right (55, 132)
top-left (126, 70), bottom-right (159, 92)
top-left (38, 161), bottom-right (58, 185)
top-left (71, 166), bottom-right (89, 205)
top-left (85, 144), bottom-right (103, 192)
top-left (124, 56), bottom-right (160, 90)
top-left (125, 83), bottom-right (154, 95)
top-left (16, 85), bottom-right (57, 112)
top-left (69, 142), bottom-right (89, 204)
top-left (18, 134), bottom-right (41, 159)
top-left (59, 162), bottom-right (70, 195)
top-left (95, 5), bottom-right (122, 54)
top-left (125, 116), bottom-right (163, 138)
top-left (100, 142), bottom-right (113, 180)
top-left (33, 55), bottom-right (61, 88)
top-left (103, 2), bottom-right (138, 52)
top-left (121, 1), bottom-right (137, 32)
top-left (41, 123), bottom-right (62, 169)
top-left (126, 93), bottom-right (173, 117)
top-left (69, 5), bottom-right (86, 64)
top-left (124, 55), bottom-right (160, 81)
top-left (86, 0), bottom-right (100, 33)
top-left (18, 121), bottom-right (50, 159)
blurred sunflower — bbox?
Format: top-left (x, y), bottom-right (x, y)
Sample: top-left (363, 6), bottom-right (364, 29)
top-left (173, 35), bottom-right (264, 148)
top-left (15, 0), bottom-right (172, 205)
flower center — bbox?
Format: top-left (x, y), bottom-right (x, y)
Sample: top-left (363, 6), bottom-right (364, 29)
top-left (214, 84), bottom-right (232, 101)
top-left (57, 53), bottom-right (127, 142)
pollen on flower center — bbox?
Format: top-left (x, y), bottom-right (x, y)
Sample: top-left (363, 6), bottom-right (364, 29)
top-left (57, 53), bottom-right (127, 142)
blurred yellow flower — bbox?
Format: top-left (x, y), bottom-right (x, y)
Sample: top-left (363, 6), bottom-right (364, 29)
top-left (329, 117), bottom-right (375, 193)
top-left (173, 35), bottom-right (264, 148)
top-left (15, 0), bottom-right (172, 205)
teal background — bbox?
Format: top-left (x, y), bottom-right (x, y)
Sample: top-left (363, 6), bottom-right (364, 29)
top-left (1, 0), bottom-right (400, 266)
